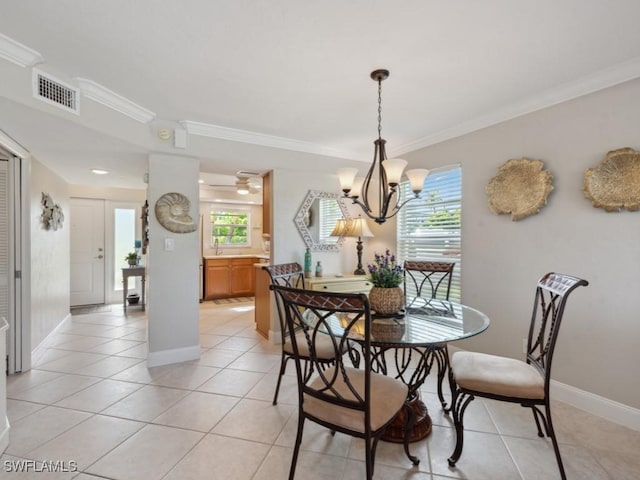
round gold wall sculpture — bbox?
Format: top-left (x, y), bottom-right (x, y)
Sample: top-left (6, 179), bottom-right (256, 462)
top-left (486, 158), bottom-right (554, 221)
top-left (583, 148), bottom-right (640, 212)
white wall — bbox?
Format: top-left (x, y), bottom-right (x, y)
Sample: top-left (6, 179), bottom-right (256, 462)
top-left (146, 154), bottom-right (200, 366)
top-left (396, 78), bottom-right (640, 409)
top-left (29, 158), bottom-right (70, 351)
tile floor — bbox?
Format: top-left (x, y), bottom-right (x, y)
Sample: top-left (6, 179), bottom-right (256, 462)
top-left (3, 301), bottom-right (640, 479)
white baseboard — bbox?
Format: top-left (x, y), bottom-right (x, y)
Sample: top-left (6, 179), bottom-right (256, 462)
top-left (0, 417), bottom-right (10, 454)
top-left (551, 380), bottom-right (640, 432)
top-left (31, 313), bottom-right (72, 368)
top-left (147, 345), bottom-right (200, 367)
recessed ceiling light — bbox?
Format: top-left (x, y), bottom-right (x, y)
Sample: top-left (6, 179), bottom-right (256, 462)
top-left (91, 169), bottom-right (109, 175)
top-left (198, 179), bottom-right (205, 184)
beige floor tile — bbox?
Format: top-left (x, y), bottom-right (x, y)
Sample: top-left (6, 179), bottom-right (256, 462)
top-left (427, 425), bottom-right (521, 479)
top-left (9, 374), bottom-right (101, 404)
top-left (588, 446), bottom-right (640, 480)
top-left (38, 333), bottom-right (84, 348)
top-left (342, 459), bottom-right (430, 479)
top-left (6, 400), bottom-right (46, 423)
top-left (275, 414), bottom-right (352, 457)
top-left (196, 368), bottom-right (265, 396)
top-left (54, 379), bottom-right (144, 412)
top-left (6, 406), bottom-right (91, 456)
top-left (149, 363), bottom-right (219, 390)
top-left (152, 391), bottom-right (239, 432)
top-left (101, 326), bottom-right (143, 338)
top-left (34, 352), bottom-right (109, 375)
top-left (253, 445), bottom-right (347, 480)
top-left (52, 336), bottom-right (112, 352)
top-left (246, 372), bottom-right (298, 405)
top-left (72, 356), bottom-right (144, 378)
top-left (227, 351), bottom-right (281, 373)
top-left (348, 436), bottom-right (429, 472)
top-left (164, 434), bottom-right (270, 480)
top-left (504, 435), bottom-right (609, 480)
top-left (198, 333), bottom-right (229, 348)
top-left (249, 339), bottom-right (282, 354)
top-left (85, 424), bottom-right (203, 480)
top-left (101, 385), bottom-right (189, 421)
top-left (118, 330), bottom-right (147, 341)
top-left (6, 370), bottom-right (63, 396)
top-left (112, 343), bottom-right (148, 359)
top-left (483, 398), bottom-right (547, 439)
top-left (83, 339), bottom-right (144, 355)
top-left (26, 415), bottom-right (145, 470)
top-left (215, 336), bottom-right (261, 351)
top-left (212, 398), bottom-right (295, 443)
top-left (423, 393), bottom-right (498, 434)
top-left (58, 324), bottom-right (119, 337)
top-left (109, 361), bottom-right (171, 384)
top-left (195, 347), bottom-right (243, 368)
top-left (204, 323), bottom-right (247, 336)
top-left (32, 349), bottom-right (74, 367)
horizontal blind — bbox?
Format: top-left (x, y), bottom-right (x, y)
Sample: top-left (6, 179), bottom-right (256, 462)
top-left (397, 164), bottom-right (462, 301)
top-left (319, 198), bottom-right (343, 245)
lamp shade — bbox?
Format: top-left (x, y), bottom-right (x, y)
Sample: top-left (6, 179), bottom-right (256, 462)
top-left (337, 168), bottom-right (358, 192)
top-left (382, 158), bottom-right (407, 185)
top-left (345, 217), bottom-right (374, 238)
top-left (405, 168), bottom-right (430, 193)
top-left (350, 177), bottom-right (365, 198)
top-left (330, 219), bottom-right (349, 237)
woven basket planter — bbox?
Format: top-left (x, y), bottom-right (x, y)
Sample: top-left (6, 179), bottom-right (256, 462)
top-left (369, 286), bottom-right (404, 315)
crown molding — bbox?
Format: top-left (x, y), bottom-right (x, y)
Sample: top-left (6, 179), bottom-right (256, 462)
top-left (0, 33), bottom-right (43, 67)
top-left (392, 56), bottom-right (640, 156)
top-left (76, 77), bottom-right (156, 123)
top-left (180, 120), bottom-right (360, 161)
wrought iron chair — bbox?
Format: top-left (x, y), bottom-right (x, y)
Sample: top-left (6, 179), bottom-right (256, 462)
top-left (447, 272), bottom-right (588, 480)
top-left (403, 260), bottom-right (455, 410)
top-left (271, 285), bottom-right (409, 480)
top-left (262, 263), bottom-right (338, 405)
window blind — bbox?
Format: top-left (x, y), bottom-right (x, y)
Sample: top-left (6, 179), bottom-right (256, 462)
top-left (397, 164), bottom-right (462, 301)
top-left (318, 198), bottom-right (343, 245)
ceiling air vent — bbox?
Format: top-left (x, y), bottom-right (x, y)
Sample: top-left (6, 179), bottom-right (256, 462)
top-left (33, 70), bottom-right (79, 114)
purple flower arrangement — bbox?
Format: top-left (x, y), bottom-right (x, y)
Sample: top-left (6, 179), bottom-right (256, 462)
top-left (367, 250), bottom-right (404, 288)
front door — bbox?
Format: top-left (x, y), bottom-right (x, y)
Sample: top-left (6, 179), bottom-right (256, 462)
top-left (70, 198), bottom-right (105, 306)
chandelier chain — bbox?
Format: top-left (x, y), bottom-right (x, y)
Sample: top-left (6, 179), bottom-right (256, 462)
top-left (377, 79), bottom-right (382, 139)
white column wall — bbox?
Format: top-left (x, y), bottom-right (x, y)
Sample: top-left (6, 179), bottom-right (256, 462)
top-left (147, 154), bottom-right (200, 367)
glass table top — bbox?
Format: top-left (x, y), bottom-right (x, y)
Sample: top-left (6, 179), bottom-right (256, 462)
top-left (304, 299), bottom-right (490, 347)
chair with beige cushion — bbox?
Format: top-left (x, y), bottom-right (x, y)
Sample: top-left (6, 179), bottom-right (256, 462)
top-left (263, 263), bottom-right (339, 405)
top-left (447, 272), bottom-right (588, 480)
top-left (403, 260), bottom-right (455, 410)
top-left (271, 285), bottom-right (408, 480)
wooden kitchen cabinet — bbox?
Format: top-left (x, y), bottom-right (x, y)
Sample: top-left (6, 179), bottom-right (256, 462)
top-left (204, 257), bottom-right (258, 300)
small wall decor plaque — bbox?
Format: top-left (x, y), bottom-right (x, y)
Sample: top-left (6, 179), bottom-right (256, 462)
top-left (583, 147), bottom-right (640, 212)
top-left (486, 158), bottom-right (553, 221)
top-left (154, 192), bottom-right (197, 233)
top-left (41, 193), bottom-right (64, 230)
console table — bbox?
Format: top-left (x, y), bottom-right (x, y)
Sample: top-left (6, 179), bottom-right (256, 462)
top-left (122, 266), bottom-right (146, 312)
top-left (306, 274), bottom-right (373, 294)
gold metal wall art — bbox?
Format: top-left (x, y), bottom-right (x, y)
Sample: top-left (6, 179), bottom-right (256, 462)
top-left (583, 147), bottom-right (640, 212)
top-left (486, 158), bottom-right (554, 221)
top-left (154, 192), bottom-right (198, 233)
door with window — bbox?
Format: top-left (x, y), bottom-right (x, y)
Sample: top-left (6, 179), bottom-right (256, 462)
top-left (70, 198), bottom-right (105, 306)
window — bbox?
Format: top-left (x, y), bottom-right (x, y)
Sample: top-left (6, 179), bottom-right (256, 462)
top-left (114, 208), bottom-right (136, 290)
top-left (210, 209), bottom-right (250, 246)
top-left (318, 198), bottom-right (344, 245)
top-left (397, 165), bottom-right (462, 301)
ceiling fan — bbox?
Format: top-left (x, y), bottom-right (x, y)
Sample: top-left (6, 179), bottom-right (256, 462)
top-left (205, 170), bottom-right (263, 195)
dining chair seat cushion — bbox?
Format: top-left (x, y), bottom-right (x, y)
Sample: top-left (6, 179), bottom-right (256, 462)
top-left (451, 351), bottom-right (544, 399)
top-left (304, 367), bottom-right (408, 432)
top-left (283, 333), bottom-right (338, 360)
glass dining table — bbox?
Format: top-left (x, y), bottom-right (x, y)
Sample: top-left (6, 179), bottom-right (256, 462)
top-left (306, 298), bottom-right (490, 465)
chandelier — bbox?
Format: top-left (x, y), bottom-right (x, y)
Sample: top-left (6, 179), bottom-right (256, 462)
top-left (337, 69), bottom-right (429, 224)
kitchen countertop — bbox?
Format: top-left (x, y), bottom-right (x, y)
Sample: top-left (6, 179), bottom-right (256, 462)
top-left (203, 254), bottom-right (269, 260)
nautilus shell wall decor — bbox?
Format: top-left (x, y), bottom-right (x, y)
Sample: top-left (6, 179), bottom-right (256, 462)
top-left (583, 148), bottom-right (640, 212)
top-left (154, 192), bottom-right (198, 233)
top-left (486, 158), bottom-right (554, 221)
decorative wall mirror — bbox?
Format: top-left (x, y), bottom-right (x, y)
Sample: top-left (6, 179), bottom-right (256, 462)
top-left (295, 190), bottom-right (350, 252)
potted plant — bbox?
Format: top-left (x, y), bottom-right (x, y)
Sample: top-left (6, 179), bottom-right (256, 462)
top-left (125, 252), bottom-right (138, 266)
top-left (367, 250), bottom-right (404, 315)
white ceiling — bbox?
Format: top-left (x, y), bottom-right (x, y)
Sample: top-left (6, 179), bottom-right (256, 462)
top-left (1, 0), bottom-right (640, 189)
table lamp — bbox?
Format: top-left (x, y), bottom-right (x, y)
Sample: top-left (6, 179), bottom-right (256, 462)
top-left (342, 217), bottom-right (374, 275)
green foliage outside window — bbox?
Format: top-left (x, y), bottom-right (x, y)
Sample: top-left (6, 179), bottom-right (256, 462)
top-left (211, 210), bottom-right (249, 245)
